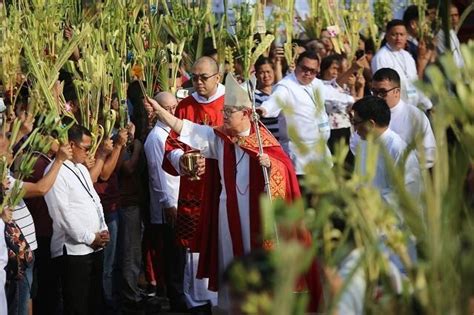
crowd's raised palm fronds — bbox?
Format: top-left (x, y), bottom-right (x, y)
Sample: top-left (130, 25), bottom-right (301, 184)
top-left (227, 2), bottom-right (274, 80)
top-left (373, 0), bottom-right (393, 33)
top-left (412, 0), bottom-right (427, 40)
top-left (0, 5), bottom-right (24, 105)
top-left (341, 2), bottom-right (371, 61)
top-left (300, 0), bottom-right (323, 40)
top-left (160, 0), bottom-right (212, 67)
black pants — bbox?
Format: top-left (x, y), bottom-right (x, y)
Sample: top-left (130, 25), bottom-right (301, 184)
top-left (59, 250), bottom-right (104, 315)
top-left (145, 223), bottom-right (186, 303)
top-left (161, 224), bottom-right (186, 304)
top-left (33, 237), bottom-right (62, 315)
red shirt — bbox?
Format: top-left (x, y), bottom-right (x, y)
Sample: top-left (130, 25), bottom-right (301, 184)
top-left (24, 154), bottom-right (53, 238)
top-left (94, 171), bottom-right (120, 215)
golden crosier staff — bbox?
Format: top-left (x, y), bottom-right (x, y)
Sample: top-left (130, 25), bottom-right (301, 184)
top-left (246, 76), bottom-right (272, 202)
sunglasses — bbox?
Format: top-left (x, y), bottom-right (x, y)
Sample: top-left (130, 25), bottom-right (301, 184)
top-left (298, 65), bottom-right (319, 75)
top-left (370, 87), bottom-right (399, 98)
top-left (190, 72), bottom-right (218, 82)
top-left (74, 142), bottom-right (92, 152)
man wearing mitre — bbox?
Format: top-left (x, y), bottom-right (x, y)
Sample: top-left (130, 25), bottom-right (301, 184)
top-left (144, 73), bottom-right (322, 312)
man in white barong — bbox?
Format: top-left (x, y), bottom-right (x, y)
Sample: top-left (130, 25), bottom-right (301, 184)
top-left (259, 51), bottom-right (332, 180)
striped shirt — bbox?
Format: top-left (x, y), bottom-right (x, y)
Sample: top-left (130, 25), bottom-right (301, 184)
top-left (8, 175), bottom-right (37, 251)
top-left (255, 90), bottom-right (280, 139)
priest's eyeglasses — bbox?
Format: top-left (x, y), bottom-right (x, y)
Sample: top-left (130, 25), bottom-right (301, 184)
top-left (370, 87), bottom-right (398, 98)
top-left (222, 108), bottom-right (241, 117)
top-left (191, 73), bottom-right (219, 82)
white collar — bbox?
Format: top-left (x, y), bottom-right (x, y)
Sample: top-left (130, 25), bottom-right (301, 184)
top-left (191, 83), bottom-right (225, 104)
top-left (386, 43), bottom-right (403, 53)
top-left (238, 128), bottom-right (251, 137)
top-left (390, 99), bottom-right (405, 112)
top-left (155, 120), bottom-right (171, 131)
top-left (378, 128), bottom-right (392, 144)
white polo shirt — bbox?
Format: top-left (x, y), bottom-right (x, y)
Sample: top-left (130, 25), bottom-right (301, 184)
top-left (44, 160), bottom-right (107, 258)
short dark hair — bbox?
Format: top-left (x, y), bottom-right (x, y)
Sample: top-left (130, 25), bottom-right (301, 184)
top-left (296, 51), bottom-right (320, 66)
top-left (427, 1), bottom-right (440, 10)
top-left (352, 96), bottom-right (391, 127)
top-left (320, 54), bottom-right (342, 77)
top-left (68, 124), bottom-right (92, 143)
top-left (386, 19), bottom-right (406, 33)
top-left (255, 56), bottom-right (274, 72)
top-left (372, 68), bottom-right (401, 87)
top-left (403, 5), bottom-right (419, 26)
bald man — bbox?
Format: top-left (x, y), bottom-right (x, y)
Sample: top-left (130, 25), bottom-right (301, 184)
top-left (143, 92), bottom-right (183, 308)
top-left (162, 58), bottom-right (224, 312)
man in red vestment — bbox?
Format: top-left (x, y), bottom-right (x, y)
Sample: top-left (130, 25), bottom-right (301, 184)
top-left (145, 73), bottom-right (322, 312)
top-left (162, 56), bottom-right (224, 312)
top-left (163, 56), bottom-right (224, 249)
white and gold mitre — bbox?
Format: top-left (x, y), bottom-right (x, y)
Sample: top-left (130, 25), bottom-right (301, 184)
top-left (224, 73), bottom-right (252, 108)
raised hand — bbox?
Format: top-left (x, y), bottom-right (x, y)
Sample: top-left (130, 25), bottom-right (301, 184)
top-left (57, 143), bottom-right (73, 162)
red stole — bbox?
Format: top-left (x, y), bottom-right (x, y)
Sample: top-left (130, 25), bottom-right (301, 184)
top-left (162, 94), bottom-right (224, 248)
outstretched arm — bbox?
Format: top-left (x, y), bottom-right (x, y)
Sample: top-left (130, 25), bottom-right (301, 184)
top-left (144, 97), bottom-right (184, 134)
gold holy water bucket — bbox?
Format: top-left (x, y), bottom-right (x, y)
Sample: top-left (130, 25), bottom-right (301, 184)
top-left (182, 150), bottom-right (202, 181)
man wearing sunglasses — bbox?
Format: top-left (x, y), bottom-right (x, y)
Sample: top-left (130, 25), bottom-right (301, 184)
top-left (258, 51), bottom-right (332, 190)
top-left (44, 124), bottom-right (109, 315)
top-left (160, 56), bottom-right (224, 313)
top-left (351, 68), bottom-right (436, 168)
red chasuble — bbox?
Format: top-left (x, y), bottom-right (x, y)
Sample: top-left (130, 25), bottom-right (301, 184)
top-left (163, 93), bottom-right (224, 248)
top-left (195, 123), bottom-right (323, 311)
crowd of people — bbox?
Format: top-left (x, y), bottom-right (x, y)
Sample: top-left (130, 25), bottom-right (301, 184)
top-left (0, 1), bottom-right (469, 315)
